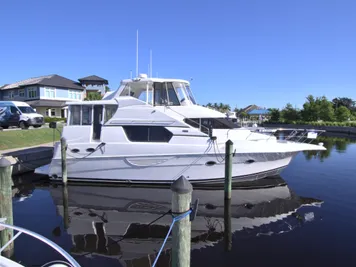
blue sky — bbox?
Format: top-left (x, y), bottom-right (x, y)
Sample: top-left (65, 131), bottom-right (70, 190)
top-left (1, 0), bottom-right (355, 109)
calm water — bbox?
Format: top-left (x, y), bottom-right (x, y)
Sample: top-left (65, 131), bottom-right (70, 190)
top-left (7, 136), bottom-right (356, 266)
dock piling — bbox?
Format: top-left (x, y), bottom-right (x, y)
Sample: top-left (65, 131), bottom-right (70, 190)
top-left (224, 140), bottom-right (233, 252)
top-left (60, 137), bottom-right (67, 185)
top-left (0, 157), bottom-right (14, 257)
top-left (171, 175), bottom-right (193, 267)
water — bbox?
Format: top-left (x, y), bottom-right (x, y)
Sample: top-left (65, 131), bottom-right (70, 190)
top-left (6, 136), bottom-right (356, 266)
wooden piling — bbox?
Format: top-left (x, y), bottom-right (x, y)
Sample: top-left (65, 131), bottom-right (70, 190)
top-left (60, 137), bottom-right (67, 185)
top-left (224, 139), bottom-right (233, 252)
top-left (171, 175), bottom-right (193, 267)
top-left (0, 157), bottom-right (14, 257)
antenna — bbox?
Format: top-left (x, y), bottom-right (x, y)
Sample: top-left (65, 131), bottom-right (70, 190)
top-left (136, 30), bottom-right (139, 77)
top-left (150, 49), bottom-right (152, 78)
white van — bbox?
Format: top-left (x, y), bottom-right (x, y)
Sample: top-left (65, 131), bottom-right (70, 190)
top-left (0, 101), bottom-right (44, 129)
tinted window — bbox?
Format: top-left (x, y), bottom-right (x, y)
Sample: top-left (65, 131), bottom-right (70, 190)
top-left (184, 117), bottom-right (240, 134)
top-left (82, 106), bottom-right (92, 125)
top-left (10, 106), bottom-right (18, 114)
top-left (123, 126), bottom-right (173, 142)
top-left (70, 105), bottom-right (81, 125)
top-left (104, 105), bottom-right (118, 123)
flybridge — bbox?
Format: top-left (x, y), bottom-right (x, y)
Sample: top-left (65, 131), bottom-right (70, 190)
top-left (103, 74), bottom-right (197, 107)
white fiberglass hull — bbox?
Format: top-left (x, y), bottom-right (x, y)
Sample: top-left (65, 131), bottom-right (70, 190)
top-left (44, 151), bottom-right (296, 185)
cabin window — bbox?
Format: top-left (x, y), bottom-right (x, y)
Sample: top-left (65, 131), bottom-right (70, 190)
top-left (123, 126), bottom-right (173, 142)
top-left (69, 105), bottom-right (81, 125)
top-left (104, 105), bottom-right (118, 123)
top-left (82, 106), bottom-right (92, 125)
top-left (184, 118), bottom-right (239, 134)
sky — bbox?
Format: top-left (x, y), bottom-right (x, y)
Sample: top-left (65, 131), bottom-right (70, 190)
top-left (1, 0), bottom-right (356, 109)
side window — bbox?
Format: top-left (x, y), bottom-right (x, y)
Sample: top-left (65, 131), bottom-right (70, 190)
top-left (69, 105), bottom-right (81, 125)
top-left (10, 106), bottom-right (18, 114)
top-left (123, 126), bottom-right (173, 142)
top-left (104, 105), bottom-right (118, 123)
top-left (82, 106), bottom-right (92, 125)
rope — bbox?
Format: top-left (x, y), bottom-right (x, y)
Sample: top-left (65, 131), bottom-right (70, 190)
top-left (152, 209), bottom-right (192, 267)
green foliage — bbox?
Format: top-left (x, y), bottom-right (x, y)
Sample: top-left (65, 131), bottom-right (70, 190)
top-left (44, 117), bottom-right (67, 123)
top-left (332, 97), bottom-right (356, 111)
top-left (269, 108), bottom-right (280, 122)
top-left (85, 92), bottom-right (103, 101)
top-left (239, 111), bottom-right (248, 119)
top-left (204, 102), bottom-right (231, 113)
top-left (335, 106), bottom-right (351, 122)
top-left (280, 103), bottom-right (301, 123)
top-left (317, 96), bottom-right (335, 121)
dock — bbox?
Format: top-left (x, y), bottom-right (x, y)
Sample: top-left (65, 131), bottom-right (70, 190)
top-left (0, 143), bottom-right (53, 176)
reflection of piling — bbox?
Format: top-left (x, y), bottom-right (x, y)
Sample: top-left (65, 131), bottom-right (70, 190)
top-left (62, 185), bottom-right (69, 229)
top-left (171, 176), bottom-right (193, 267)
top-left (61, 137), bottom-right (67, 185)
top-left (0, 158), bottom-right (14, 257)
top-left (224, 140), bottom-right (233, 252)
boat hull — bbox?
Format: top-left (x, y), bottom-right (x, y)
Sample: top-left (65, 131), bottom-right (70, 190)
top-left (43, 151), bottom-right (297, 185)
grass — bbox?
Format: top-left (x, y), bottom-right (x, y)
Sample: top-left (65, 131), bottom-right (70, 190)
top-left (0, 126), bottom-right (63, 151)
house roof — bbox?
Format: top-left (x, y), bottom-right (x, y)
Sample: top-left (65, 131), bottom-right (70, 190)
top-left (240, 104), bottom-right (265, 113)
top-left (0, 75), bottom-right (85, 91)
top-left (248, 109), bottom-right (270, 115)
top-left (78, 75), bottom-right (108, 84)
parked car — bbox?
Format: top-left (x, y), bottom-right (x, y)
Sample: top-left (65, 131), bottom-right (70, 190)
top-left (0, 101), bottom-right (44, 129)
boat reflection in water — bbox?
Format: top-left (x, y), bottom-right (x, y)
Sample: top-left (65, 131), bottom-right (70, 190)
top-left (47, 176), bottom-right (322, 266)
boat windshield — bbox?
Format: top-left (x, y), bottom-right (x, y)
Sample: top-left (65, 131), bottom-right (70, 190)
top-left (172, 82), bottom-right (196, 105)
top-left (185, 84), bottom-right (196, 104)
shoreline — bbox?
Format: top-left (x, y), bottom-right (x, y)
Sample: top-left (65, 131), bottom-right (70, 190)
top-left (262, 123), bottom-right (356, 136)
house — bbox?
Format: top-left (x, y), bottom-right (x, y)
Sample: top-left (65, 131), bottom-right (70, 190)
top-left (78, 75), bottom-right (108, 98)
top-left (239, 104), bottom-right (270, 120)
top-left (0, 74), bottom-right (109, 118)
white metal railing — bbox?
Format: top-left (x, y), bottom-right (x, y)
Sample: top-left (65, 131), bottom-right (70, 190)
top-left (0, 222), bottom-right (80, 267)
top-left (248, 127), bottom-right (326, 143)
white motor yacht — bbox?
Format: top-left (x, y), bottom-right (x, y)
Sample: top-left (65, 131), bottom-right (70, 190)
top-left (35, 74), bottom-right (326, 184)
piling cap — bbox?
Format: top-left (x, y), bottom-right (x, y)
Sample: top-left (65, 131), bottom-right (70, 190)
top-left (0, 157), bottom-right (11, 168)
top-left (171, 175), bottom-right (193, 194)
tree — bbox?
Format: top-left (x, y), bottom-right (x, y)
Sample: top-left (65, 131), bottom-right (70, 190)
top-left (84, 92), bottom-right (102, 101)
top-left (317, 96), bottom-right (335, 121)
top-left (239, 111), bottom-right (248, 119)
top-left (281, 103), bottom-right (300, 122)
top-left (332, 97), bottom-right (355, 111)
top-left (301, 95), bottom-right (319, 121)
top-left (269, 108), bottom-right (280, 122)
top-left (105, 86), bottom-right (111, 93)
top-left (335, 106), bottom-right (351, 121)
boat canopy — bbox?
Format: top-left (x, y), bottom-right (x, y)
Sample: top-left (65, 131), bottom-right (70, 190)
top-left (103, 76), bottom-right (197, 107)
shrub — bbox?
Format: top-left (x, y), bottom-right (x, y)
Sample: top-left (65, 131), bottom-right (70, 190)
top-left (44, 117), bottom-right (67, 123)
